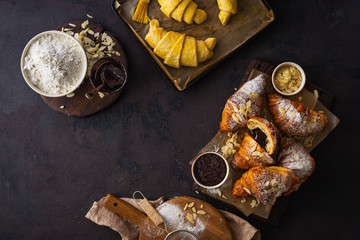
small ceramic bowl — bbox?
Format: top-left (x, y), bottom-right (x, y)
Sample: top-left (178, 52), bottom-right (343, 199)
top-left (20, 30), bottom-right (87, 97)
top-left (272, 62), bottom-right (306, 96)
top-left (89, 57), bottom-right (127, 95)
top-left (191, 152), bottom-right (229, 189)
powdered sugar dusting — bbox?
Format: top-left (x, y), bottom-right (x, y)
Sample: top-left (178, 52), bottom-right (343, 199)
top-left (241, 74), bottom-right (266, 95)
top-left (157, 203), bottom-right (205, 235)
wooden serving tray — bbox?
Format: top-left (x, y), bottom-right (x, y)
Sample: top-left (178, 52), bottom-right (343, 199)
top-left (103, 194), bottom-right (232, 240)
top-left (193, 59), bottom-right (334, 225)
top-left (111, 0), bottom-right (274, 91)
top-left (41, 21), bottom-right (127, 117)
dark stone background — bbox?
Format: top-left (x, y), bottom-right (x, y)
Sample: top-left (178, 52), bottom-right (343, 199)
top-left (0, 0), bottom-right (359, 239)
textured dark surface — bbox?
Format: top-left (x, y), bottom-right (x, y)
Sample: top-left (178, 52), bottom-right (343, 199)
top-left (0, 0), bottom-right (359, 239)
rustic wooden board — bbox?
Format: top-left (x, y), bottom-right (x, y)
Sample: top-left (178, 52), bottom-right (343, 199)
top-left (103, 194), bottom-right (232, 240)
top-left (41, 21), bottom-right (127, 117)
top-left (194, 59), bottom-right (334, 225)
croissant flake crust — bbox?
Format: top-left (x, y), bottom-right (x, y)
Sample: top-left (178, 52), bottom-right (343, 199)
top-left (231, 133), bottom-right (275, 170)
top-left (267, 93), bottom-right (328, 137)
top-left (232, 166), bottom-right (301, 205)
top-left (278, 137), bottom-right (315, 182)
top-left (219, 74), bottom-right (266, 132)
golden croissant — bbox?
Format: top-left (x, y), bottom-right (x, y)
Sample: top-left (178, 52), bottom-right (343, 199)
top-left (278, 137), bottom-right (315, 182)
top-left (219, 75), bottom-right (266, 132)
top-left (145, 19), bottom-right (216, 68)
top-left (232, 166), bottom-right (301, 205)
top-left (217, 0), bottom-right (237, 25)
top-left (158, 0), bottom-right (207, 24)
top-left (267, 93), bottom-right (328, 137)
top-left (231, 117), bottom-right (280, 170)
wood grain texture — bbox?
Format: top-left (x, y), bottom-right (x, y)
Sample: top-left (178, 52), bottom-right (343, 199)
top-left (40, 21), bottom-right (127, 117)
top-left (152, 196), bottom-right (233, 240)
top-left (103, 195), bottom-right (232, 240)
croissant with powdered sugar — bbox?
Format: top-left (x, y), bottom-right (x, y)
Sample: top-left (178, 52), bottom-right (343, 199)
top-left (220, 75), bottom-right (266, 132)
top-left (267, 93), bottom-right (328, 137)
top-left (231, 117), bottom-right (280, 170)
top-left (232, 166), bottom-right (301, 205)
top-left (278, 137), bottom-right (315, 182)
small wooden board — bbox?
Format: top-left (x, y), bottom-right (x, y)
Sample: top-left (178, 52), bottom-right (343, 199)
top-left (41, 21), bottom-right (127, 117)
top-left (146, 196), bottom-right (233, 240)
top-left (194, 59), bottom-right (334, 225)
top-left (103, 194), bottom-right (232, 240)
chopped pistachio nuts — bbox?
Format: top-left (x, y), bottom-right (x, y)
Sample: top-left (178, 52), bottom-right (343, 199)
top-left (298, 96), bottom-right (303, 101)
top-left (197, 210), bottom-right (206, 215)
top-left (88, 29), bottom-right (95, 35)
top-left (200, 204), bottom-right (203, 208)
top-left (195, 190), bottom-right (199, 194)
top-left (240, 197), bottom-right (246, 203)
top-left (115, 51), bottom-right (121, 56)
top-left (66, 31), bottom-right (74, 36)
top-left (217, 189), bottom-right (222, 197)
top-left (234, 88), bottom-right (238, 91)
top-left (192, 207), bottom-right (196, 213)
top-left (59, 105), bottom-right (65, 109)
top-left (86, 14), bottom-right (93, 18)
top-left (69, 23), bottom-right (76, 27)
top-left (188, 202), bottom-right (194, 208)
top-left (222, 195), bottom-right (227, 199)
top-left (183, 203), bottom-right (188, 211)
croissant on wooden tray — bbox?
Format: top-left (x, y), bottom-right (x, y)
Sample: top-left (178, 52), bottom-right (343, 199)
top-left (217, 0), bottom-right (237, 25)
top-left (219, 75), bottom-right (266, 132)
top-left (231, 117), bottom-right (280, 170)
top-left (158, 0), bottom-right (207, 24)
top-left (232, 166), bottom-right (301, 205)
top-left (278, 137), bottom-right (315, 182)
top-left (267, 93), bottom-right (328, 137)
top-left (145, 19), bottom-right (216, 68)
top-left (231, 133), bottom-right (275, 170)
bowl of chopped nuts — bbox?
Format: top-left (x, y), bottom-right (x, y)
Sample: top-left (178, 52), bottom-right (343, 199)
top-left (21, 30), bottom-right (87, 97)
top-left (272, 62), bottom-right (306, 96)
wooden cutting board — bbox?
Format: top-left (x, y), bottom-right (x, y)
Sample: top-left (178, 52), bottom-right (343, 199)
top-left (41, 21), bottom-right (127, 117)
top-left (103, 194), bottom-right (232, 240)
